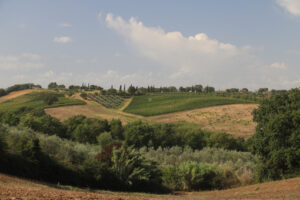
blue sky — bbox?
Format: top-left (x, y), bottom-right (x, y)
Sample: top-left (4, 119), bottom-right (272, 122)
top-left (0, 0), bottom-right (300, 90)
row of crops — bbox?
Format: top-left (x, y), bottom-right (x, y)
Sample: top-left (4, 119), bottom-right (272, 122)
top-left (87, 93), bottom-right (124, 109)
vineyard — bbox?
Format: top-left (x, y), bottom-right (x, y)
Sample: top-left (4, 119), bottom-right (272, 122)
top-left (87, 93), bottom-right (125, 109)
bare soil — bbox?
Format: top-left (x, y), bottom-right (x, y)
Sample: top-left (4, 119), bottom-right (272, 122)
top-left (1, 173), bottom-right (300, 200)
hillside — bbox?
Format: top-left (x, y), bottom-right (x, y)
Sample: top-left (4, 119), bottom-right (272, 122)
top-left (0, 89), bottom-right (40, 103)
top-left (0, 91), bottom-right (85, 113)
top-left (124, 94), bottom-right (255, 116)
top-left (45, 93), bottom-right (258, 138)
top-left (149, 104), bottom-right (258, 138)
top-left (1, 173), bottom-right (299, 200)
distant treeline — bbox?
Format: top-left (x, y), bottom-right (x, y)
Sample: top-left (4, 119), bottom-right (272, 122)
top-left (0, 82), bottom-right (290, 98)
top-left (0, 83), bottom-right (41, 97)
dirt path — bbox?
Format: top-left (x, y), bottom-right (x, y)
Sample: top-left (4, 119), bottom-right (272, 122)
top-left (119, 97), bottom-right (133, 111)
top-left (0, 89), bottom-right (41, 103)
top-left (148, 104), bottom-right (258, 138)
top-left (1, 173), bottom-right (299, 200)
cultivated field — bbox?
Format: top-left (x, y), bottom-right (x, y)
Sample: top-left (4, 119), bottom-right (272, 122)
top-left (45, 94), bottom-right (141, 123)
top-left (87, 93), bottom-right (125, 109)
top-left (1, 173), bottom-right (299, 200)
top-left (124, 93), bottom-right (255, 116)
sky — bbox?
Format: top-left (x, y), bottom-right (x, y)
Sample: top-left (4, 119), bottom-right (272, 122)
top-left (0, 0), bottom-right (300, 90)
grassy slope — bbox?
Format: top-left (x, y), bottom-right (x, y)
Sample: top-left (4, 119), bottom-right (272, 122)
top-left (124, 93), bottom-right (254, 116)
top-left (0, 91), bottom-right (85, 113)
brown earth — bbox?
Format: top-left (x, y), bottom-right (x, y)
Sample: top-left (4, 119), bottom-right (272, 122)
top-left (0, 89), bottom-right (41, 103)
top-left (1, 173), bottom-right (300, 200)
top-left (148, 104), bottom-right (258, 139)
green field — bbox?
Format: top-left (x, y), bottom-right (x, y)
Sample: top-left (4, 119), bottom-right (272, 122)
top-left (124, 93), bottom-right (255, 116)
top-left (0, 91), bottom-right (85, 113)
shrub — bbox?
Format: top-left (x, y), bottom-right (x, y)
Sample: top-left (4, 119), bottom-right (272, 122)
top-left (80, 92), bottom-right (87, 99)
top-left (162, 161), bottom-right (222, 191)
top-left (43, 94), bottom-right (58, 105)
top-left (208, 132), bottom-right (246, 151)
top-left (111, 145), bottom-right (162, 191)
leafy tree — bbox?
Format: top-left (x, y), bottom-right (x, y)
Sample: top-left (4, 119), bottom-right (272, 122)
top-left (110, 119), bottom-right (124, 140)
top-left (69, 118), bottom-right (109, 144)
top-left (97, 132), bottom-right (113, 147)
top-left (208, 132), bottom-right (246, 151)
top-left (48, 82), bottom-right (58, 89)
top-left (0, 89), bottom-right (6, 97)
top-left (127, 85), bottom-right (136, 96)
top-left (20, 113), bottom-right (67, 138)
top-left (251, 88), bottom-right (300, 180)
top-left (124, 121), bottom-right (154, 148)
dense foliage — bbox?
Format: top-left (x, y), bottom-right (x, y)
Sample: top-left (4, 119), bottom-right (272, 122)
top-left (251, 88), bottom-right (300, 180)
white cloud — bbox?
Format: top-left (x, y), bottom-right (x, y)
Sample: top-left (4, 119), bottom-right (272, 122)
top-left (0, 53), bottom-right (44, 70)
top-left (277, 0), bottom-right (300, 16)
top-left (53, 36), bottom-right (72, 43)
top-left (270, 62), bottom-right (287, 70)
top-left (104, 14), bottom-right (258, 86)
top-left (104, 13), bottom-right (300, 90)
top-left (60, 23), bottom-right (72, 27)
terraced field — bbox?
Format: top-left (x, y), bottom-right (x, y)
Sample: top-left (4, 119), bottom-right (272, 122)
top-left (88, 93), bottom-right (125, 109)
top-left (124, 93), bottom-right (255, 116)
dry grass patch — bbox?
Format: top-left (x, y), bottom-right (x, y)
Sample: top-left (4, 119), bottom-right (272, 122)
top-left (0, 89), bottom-right (41, 103)
top-left (148, 104), bottom-right (258, 138)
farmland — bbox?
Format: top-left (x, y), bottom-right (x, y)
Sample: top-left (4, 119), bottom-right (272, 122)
top-left (0, 91), bottom-right (85, 113)
top-left (124, 93), bottom-right (255, 116)
top-left (87, 93), bottom-right (125, 109)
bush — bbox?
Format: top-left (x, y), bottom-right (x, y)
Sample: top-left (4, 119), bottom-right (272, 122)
top-left (44, 94), bottom-right (58, 105)
top-left (80, 92), bottom-right (87, 99)
top-left (208, 132), bottom-right (246, 151)
top-left (162, 162), bottom-right (222, 191)
top-left (111, 145), bottom-right (163, 191)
